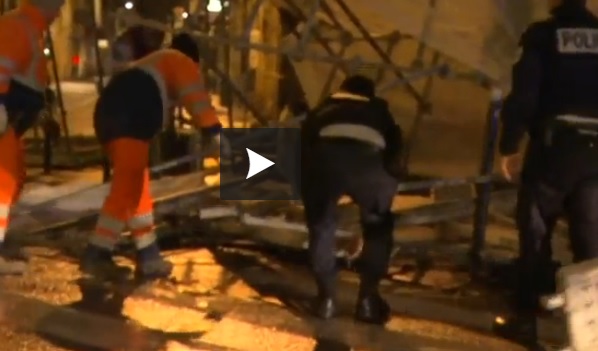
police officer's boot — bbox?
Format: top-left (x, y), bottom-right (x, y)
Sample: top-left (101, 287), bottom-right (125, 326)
top-left (312, 277), bottom-right (337, 319)
top-left (0, 242), bottom-right (27, 275)
top-left (493, 311), bottom-right (542, 350)
top-left (494, 262), bottom-right (544, 349)
top-left (80, 244), bottom-right (131, 280)
top-left (355, 280), bottom-right (390, 325)
top-left (135, 243), bottom-right (173, 281)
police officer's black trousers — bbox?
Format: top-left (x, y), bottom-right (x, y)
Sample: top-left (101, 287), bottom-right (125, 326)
top-left (516, 178), bottom-right (598, 309)
top-left (302, 142), bottom-right (398, 298)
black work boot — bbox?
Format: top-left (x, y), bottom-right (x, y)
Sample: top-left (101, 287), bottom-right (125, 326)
top-left (80, 245), bottom-right (131, 280)
top-left (313, 295), bottom-right (336, 320)
top-left (135, 244), bottom-right (173, 281)
top-left (355, 279), bottom-right (390, 325)
top-left (312, 278), bottom-right (337, 319)
top-left (355, 293), bottom-right (390, 324)
top-left (493, 310), bottom-right (542, 349)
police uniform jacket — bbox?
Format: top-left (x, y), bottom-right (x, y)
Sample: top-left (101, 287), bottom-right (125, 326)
top-left (499, 0), bottom-right (598, 187)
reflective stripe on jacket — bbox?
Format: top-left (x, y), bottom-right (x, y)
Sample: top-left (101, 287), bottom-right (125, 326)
top-left (0, 4), bottom-right (48, 95)
top-left (133, 49), bottom-right (218, 129)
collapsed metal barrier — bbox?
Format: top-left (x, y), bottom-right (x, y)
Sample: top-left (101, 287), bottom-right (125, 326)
top-left (12, 2), bottom-right (511, 277)
top-left (13, 88), bottom-right (504, 265)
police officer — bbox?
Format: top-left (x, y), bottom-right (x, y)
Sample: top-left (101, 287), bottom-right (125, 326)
top-left (500, 0), bottom-right (598, 313)
top-left (301, 75), bottom-right (402, 324)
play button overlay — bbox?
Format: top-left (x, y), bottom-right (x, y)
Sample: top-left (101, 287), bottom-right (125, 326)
top-left (219, 128), bottom-right (301, 201)
top-left (245, 148), bottom-right (275, 179)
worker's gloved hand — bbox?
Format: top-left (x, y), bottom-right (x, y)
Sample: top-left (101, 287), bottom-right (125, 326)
top-left (0, 104), bottom-right (7, 136)
top-left (201, 125), bottom-right (231, 157)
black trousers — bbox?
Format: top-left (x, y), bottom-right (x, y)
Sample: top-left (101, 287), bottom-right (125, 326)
top-left (516, 177), bottom-right (598, 308)
top-left (301, 141), bottom-right (397, 297)
top-left (94, 68), bottom-right (163, 144)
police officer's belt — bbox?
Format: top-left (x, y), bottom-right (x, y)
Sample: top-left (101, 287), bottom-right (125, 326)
top-left (546, 114), bottom-right (598, 145)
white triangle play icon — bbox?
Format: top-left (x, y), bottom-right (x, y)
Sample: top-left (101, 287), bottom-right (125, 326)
top-left (245, 148), bottom-right (275, 179)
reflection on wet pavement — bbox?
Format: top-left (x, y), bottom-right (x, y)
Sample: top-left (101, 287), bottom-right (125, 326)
top-left (0, 325), bottom-right (72, 351)
top-left (0, 244), bottom-right (526, 351)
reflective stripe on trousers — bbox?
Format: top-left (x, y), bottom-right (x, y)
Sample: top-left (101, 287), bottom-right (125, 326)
top-left (129, 212), bottom-right (157, 249)
top-left (90, 214), bottom-right (125, 250)
top-left (0, 204), bottom-right (8, 241)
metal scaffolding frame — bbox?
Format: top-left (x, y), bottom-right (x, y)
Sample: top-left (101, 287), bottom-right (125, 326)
top-left (116, 0), bottom-right (502, 264)
top-left (6, 0), bottom-right (506, 275)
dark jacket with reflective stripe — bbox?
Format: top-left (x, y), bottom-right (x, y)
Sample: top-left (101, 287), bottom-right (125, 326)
top-left (499, 1), bottom-right (598, 155)
top-left (301, 92), bottom-right (402, 169)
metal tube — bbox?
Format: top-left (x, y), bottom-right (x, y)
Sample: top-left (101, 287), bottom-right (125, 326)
top-left (400, 52), bottom-right (441, 169)
top-left (296, 0), bottom-right (321, 51)
top-left (90, 0), bottom-right (110, 182)
top-left (45, 30), bottom-right (71, 153)
top-left (396, 174), bottom-right (496, 193)
top-left (93, 0), bottom-right (102, 27)
top-left (243, 0), bottom-right (267, 40)
top-left (330, 0), bottom-right (427, 106)
top-left (470, 88), bottom-right (502, 265)
top-left (282, 0), bottom-right (350, 73)
top-left (119, 12), bottom-right (421, 73)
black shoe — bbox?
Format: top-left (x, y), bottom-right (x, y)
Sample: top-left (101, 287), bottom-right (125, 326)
top-left (135, 257), bottom-right (173, 281)
top-left (313, 296), bottom-right (336, 320)
top-left (80, 245), bottom-right (131, 280)
top-left (493, 312), bottom-right (542, 349)
top-left (355, 293), bottom-right (390, 325)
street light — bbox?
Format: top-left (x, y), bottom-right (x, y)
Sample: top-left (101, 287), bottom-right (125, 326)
top-left (124, 1), bottom-right (133, 10)
top-left (207, 0), bottom-right (222, 13)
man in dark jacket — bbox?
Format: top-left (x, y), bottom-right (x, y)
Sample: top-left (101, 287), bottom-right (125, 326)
top-left (301, 75), bottom-right (402, 325)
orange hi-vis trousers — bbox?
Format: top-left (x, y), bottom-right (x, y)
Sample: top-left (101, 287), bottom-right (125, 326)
top-left (89, 138), bottom-right (158, 251)
top-left (0, 127), bottom-right (25, 243)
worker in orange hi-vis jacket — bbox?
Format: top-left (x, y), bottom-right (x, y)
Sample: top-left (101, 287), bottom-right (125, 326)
top-left (81, 33), bottom-right (227, 280)
top-left (0, 0), bottom-right (65, 275)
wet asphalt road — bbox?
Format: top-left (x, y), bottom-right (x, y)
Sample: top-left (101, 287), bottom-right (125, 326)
top-left (0, 326), bottom-right (74, 351)
top-left (0, 243), bottom-right (527, 351)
